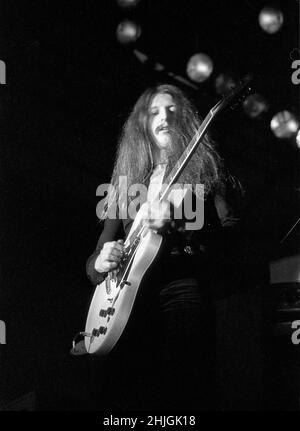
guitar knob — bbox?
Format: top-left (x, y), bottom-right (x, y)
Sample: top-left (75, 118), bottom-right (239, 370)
top-left (107, 307), bottom-right (115, 316)
top-left (99, 326), bottom-right (107, 335)
top-left (99, 309), bottom-right (108, 318)
top-left (92, 326), bottom-right (107, 337)
top-left (92, 328), bottom-right (100, 337)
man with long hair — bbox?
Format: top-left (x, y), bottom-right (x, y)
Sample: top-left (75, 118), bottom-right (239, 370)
top-left (86, 84), bottom-right (241, 410)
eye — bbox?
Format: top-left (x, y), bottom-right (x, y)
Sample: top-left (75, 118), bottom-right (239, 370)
top-left (169, 105), bottom-right (176, 113)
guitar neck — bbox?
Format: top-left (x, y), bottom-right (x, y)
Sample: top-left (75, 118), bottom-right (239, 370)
top-left (159, 75), bottom-right (252, 201)
top-left (160, 110), bottom-right (214, 201)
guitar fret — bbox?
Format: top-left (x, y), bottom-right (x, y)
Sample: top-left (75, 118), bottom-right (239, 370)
top-left (160, 115), bottom-right (213, 201)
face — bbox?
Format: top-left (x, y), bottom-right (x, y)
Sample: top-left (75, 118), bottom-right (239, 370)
top-left (148, 93), bottom-right (177, 150)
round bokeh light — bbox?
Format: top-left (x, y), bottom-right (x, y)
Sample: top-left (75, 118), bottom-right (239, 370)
top-left (259, 6), bottom-right (284, 34)
top-left (215, 73), bottom-right (238, 95)
top-left (270, 111), bottom-right (299, 139)
top-left (117, 0), bottom-right (141, 7)
top-left (243, 94), bottom-right (269, 118)
top-left (116, 20), bottom-right (141, 44)
top-left (186, 53), bottom-right (213, 83)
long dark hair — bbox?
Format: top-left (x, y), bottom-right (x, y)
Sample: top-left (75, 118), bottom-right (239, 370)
top-left (100, 84), bottom-right (228, 219)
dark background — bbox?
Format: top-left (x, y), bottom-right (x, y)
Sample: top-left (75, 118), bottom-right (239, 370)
top-left (0, 0), bottom-right (299, 410)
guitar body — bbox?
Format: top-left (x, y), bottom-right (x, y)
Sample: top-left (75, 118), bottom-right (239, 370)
top-left (85, 228), bottom-right (162, 355)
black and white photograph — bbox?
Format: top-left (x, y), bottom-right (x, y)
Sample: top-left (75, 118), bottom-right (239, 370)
top-left (0, 0), bottom-right (299, 418)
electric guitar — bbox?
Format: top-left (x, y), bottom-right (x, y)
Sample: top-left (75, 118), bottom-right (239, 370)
top-left (80, 76), bottom-right (252, 355)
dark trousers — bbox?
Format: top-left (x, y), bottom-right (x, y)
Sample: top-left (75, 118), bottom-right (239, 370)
top-left (156, 278), bottom-right (216, 410)
top-left (103, 274), bottom-right (216, 411)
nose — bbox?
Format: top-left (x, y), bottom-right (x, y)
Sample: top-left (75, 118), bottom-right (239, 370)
top-left (159, 107), bottom-right (169, 123)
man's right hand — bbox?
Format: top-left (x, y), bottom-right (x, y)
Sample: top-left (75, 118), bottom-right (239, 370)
top-left (94, 239), bottom-right (124, 273)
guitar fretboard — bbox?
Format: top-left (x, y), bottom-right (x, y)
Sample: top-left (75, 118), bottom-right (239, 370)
top-left (160, 110), bottom-right (215, 202)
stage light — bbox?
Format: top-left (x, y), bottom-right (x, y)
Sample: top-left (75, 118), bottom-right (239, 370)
top-left (186, 53), bottom-right (213, 83)
top-left (270, 111), bottom-right (299, 139)
top-left (258, 6), bottom-right (284, 34)
top-left (117, 0), bottom-right (141, 8)
top-left (243, 94), bottom-right (269, 118)
top-left (215, 73), bottom-right (238, 95)
top-left (296, 130), bottom-right (300, 148)
top-left (116, 20), bottom-right (141, 44)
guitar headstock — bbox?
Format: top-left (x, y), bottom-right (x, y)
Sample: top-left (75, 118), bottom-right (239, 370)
top-left (211, 74), bottom-right (253, 116)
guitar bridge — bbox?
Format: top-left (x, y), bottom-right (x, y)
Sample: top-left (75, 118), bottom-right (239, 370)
top-left (120, 280), bottom-right (131, 289)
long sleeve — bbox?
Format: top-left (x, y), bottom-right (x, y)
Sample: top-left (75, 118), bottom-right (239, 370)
top-left (86, 218), bottom-right (124, 286)
top-left (209, 192), bottom-right (246, 297)
top-left (214, 193), bottom-right (240, 229)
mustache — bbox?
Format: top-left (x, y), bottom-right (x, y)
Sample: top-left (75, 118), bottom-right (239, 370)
top-left (155, 124), bottom-right (175, 133)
